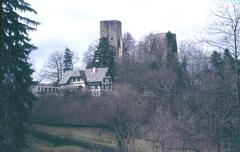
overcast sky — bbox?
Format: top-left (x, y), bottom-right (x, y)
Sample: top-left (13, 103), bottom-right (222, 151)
top-left (28, 0), bottom-right (212, 79)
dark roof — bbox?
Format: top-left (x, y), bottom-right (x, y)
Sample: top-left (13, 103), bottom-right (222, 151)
top-left (85, 68), bottom-right (109, 82)
top-left (59, 70), bottom-right (85, 85)
top-left (59, 68), bottom-right (108, 85)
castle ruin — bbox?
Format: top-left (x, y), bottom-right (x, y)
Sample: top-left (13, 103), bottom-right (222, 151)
top-left (99, 20), bottom-right (178, 66)
top-left (100, 20), bottom-right (123, 58)
top-left (153, 32), bottom-right (178, 65)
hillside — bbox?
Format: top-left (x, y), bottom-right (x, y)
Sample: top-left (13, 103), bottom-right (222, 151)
top-left (29, 123), bottom-right (157, 152)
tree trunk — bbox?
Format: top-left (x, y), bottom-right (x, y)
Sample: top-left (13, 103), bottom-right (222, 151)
top-left (216, 127), bottom-right (221, 152)
top-left (57, 63), bottom-right (60, 80)
top-left (4, 108), bottom-right (8, 152)
top-left (60, 61), bottom-right (63, 79)
top-left (233, 24), bottom-right (240, 113)
top-left (162, 141), bottom-right (165, 152)
top-left (117, 138), bottom-right (125, 152)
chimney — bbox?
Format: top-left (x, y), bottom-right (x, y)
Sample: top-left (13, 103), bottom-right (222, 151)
top-left (93, 67), bottom-right (96, 73)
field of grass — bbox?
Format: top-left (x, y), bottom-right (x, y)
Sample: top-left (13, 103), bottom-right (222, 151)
top-left (31, 124), bottom-right (158, 152)
top-left (30, 136), bottom-right (92, 152)
top-left (33, 124), bottom-right (116, 148)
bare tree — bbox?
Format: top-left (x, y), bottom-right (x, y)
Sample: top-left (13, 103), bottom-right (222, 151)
top-left (122, 32), bottom-right (136, 60)
top-left (40, 51), bottom-right (64, 82)
top-left (178, 41), bottom-right (210, 83)
top-left (103, 84), bottom-right (146, 152)
top-left (135, 33), bottom-right (168, 65)
top-left (83, 41), bottom-right (98, 68)
top-left (203, 0), bottom-right (240, 111)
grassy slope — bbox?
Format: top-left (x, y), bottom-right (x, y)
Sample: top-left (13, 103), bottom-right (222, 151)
top-left (33, 124), bottom-right (116, 148)
top-left (31, 124), bottom-right (156, 152)
top-left (30, 136), bottom-right (91, 152)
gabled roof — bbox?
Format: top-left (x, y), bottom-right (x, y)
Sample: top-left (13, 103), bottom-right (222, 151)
top-left (59, 68), bottom-right (109, 85)
top-left (85, 68), bottom-right (109, 82)
top-left (59, 70), bottom-right (85, 85)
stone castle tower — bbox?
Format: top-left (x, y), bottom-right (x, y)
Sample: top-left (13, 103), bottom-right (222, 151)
top-left (100, 20), bottom-right (122, 58)
top-left (158, 32), bottom-right (178, 65)
top-left (143, 32), bottom-right (178, 66)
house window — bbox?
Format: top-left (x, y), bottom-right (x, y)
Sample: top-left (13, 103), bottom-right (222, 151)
top-left (77, 77), bottom-right (80, 81)
top-left (111, 37), bottom-right (113, 40)
top-left (95, 85), bottom-right (98, 89)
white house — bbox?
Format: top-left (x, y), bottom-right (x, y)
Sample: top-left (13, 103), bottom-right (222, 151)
top-left (32, 67), bottom-right (112, 96)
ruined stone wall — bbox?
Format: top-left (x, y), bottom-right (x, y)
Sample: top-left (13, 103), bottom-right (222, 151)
top-left (100, 20), bottom-right (122, 58)
top-left (143, 32), bottom-right (178, 66)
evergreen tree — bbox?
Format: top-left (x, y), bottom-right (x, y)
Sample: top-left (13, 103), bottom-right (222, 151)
top-left (0, 0), bottom-right (39, 151)
top-left (224, 48), bottom-right (235, 71)
top-left (166, 31), bottom-right (177, 53)
top-left (176, 58), bottom-right (189, 88)
top-left (92, 37), bottom-right (116, 80)
top-left (165, 31), bottom-right (178, 67)
top-left (63, 47), bottom-right (73, 72)
top-left (211, 51), bottom-right (224, 78)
